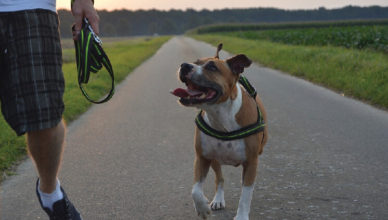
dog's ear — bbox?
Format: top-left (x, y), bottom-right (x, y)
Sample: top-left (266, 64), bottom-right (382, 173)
top-left (215, 43), bottom-right (223, 59)
top-left (226, 54), bottom-right (252, 75)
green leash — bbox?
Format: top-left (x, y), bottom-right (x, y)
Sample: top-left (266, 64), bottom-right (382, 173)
top-left (195, 75), bottom-right (265, 141)
top-left (73, 18), bottom-right (115, 104)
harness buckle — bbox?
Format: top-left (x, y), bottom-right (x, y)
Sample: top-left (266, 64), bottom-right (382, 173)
top-left (84, 18), bottom-right (102, 45)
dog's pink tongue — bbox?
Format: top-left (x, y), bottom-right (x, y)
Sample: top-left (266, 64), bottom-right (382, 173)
top-left (171, 88), bottom-right (189, 98)
top-left (171, 88), bottom-right (203, 98)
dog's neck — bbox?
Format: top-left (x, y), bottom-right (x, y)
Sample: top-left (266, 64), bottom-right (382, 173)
top-left (201, 83), bottom-right (242, 132)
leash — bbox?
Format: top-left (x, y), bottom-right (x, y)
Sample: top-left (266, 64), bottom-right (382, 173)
top-left (73, 18), bottom-right (115, 104)
top-left (195, 75), bottom-right (265, 141)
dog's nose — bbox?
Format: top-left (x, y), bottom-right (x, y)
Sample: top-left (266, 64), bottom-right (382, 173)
top-left (180, 63), bottom-right (193, 73)
top-left (180, 63), bottom-right (193, 82)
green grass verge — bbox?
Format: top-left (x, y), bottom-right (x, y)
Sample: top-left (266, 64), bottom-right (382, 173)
top-left (0, 36), bottom-right (171, 181)
top-left (191, 34), bottom-right (388, 109)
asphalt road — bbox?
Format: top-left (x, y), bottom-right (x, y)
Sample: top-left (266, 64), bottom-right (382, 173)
top-left (1, 37), bottom-right (388, 220)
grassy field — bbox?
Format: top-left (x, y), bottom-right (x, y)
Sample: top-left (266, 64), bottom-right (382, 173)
top-left (0, 36), bottom-right (170, 181)
top-left (191, 34), bottom-right (388, 109)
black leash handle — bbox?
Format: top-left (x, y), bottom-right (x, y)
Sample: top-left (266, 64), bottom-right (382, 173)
top-left (73, 18), bottom-right (115, 104)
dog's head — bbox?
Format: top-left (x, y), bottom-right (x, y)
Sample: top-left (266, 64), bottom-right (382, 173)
top-left (171, 43), bottom-right (252, 107)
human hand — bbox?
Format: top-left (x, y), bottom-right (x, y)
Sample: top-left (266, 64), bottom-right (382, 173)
top-left (71, 0), bottom-right (99, 40)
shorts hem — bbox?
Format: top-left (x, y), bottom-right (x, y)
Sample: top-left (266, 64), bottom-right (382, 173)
top-left (15, 117), bottom-right (63, 136)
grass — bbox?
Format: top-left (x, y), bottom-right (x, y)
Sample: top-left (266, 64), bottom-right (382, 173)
top-left (191, 34), bottom-right (388, 109)
top-left (0, 36), bottom-right (171, 181)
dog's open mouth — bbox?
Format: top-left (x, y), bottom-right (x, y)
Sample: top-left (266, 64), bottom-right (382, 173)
top-left (171, 79), bottom-right (218, 105)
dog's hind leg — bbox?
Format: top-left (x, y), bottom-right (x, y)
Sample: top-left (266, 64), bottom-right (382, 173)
top-left (234, 159), bottom-right (258, 220)
top-left (192, 155), bottom-right (211, 219)
top-left (210, 160), bottom-right (226, 210)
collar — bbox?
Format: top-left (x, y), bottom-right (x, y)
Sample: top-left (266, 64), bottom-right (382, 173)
top-left (195, 75), bottom-right (265, 141)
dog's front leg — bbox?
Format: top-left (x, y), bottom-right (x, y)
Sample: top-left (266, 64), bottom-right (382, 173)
top-left (192, 155), bottom-right (211, 219)
top-left (210, 160), bottom-right (225, 210)
top-left (234, 159), bottom-right (258, 220)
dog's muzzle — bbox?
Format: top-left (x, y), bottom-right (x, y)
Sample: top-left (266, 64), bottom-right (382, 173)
top-left (179, 63), bottom-right (193, 82)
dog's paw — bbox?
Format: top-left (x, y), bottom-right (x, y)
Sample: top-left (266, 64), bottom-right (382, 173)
top-left (194, 200), bottom-right (211, 219)
top-left (192, 183), bottom-right (211, 219)
top-left (210, 195), bottom-right (225, 210)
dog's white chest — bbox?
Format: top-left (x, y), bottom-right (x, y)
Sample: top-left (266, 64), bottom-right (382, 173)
top-left (200, 133), bottom-right (246, 166)
top-left (198, 84), bottom-right (247, 166)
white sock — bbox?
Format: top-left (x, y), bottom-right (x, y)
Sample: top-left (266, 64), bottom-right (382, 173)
top-left (38, 179), bottom-right (64, 211)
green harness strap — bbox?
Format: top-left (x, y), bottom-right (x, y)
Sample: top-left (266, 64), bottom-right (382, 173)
top-left (73, 18), bottom-right (115, 104)
top-left (238, 75), bottom-right (257, 99)
top-left (195, 75), bottom-right (265, 141)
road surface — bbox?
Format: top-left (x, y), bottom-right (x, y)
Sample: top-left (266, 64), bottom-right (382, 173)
top-left (1, 37), bottom-right (388, 219)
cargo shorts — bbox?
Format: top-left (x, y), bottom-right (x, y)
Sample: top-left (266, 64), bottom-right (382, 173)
top-left (0, 9), bottom-right (65, 136)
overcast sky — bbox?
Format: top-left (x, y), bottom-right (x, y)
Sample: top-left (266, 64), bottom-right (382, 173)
top-left (57, 0), bottom-right (388, 11)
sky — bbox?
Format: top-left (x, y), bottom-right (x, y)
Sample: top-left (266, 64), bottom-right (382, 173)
top-left (57, 0), bottom-right (388, 11)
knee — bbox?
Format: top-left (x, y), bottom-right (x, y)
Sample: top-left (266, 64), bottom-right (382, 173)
top-left (29, 120), bottom-right (64, 135)
top-left (27, 120), bottom-right (65, 145)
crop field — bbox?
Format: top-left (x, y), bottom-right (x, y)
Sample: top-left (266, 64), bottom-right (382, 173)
top-left (190, 20), bottom-right (388, 109)
top-left (227, 25), bottom-right (388, 52)
top-left (191, 19), bottom-right (388, 34)
top-left (191, 20), bottom-right (388, 53)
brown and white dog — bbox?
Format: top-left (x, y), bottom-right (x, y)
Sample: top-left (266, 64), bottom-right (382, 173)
top-left (171, 44), bottom-right (267, 220)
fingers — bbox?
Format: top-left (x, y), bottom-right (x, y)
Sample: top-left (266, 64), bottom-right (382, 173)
top-left (71, 0), bottom-right (100, 40)
top-left (73, 14), bottom-right (83, 40)
top-left (87, 13), bottom-right (100, 35)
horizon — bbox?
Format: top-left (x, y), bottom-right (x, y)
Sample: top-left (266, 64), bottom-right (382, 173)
top-left (56, 5), bottom-right (388, 12)
top-left (57, 0), bottom-right (388, 11)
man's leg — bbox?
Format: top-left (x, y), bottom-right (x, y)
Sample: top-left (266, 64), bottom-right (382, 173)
top-left (1, 9), bottom-right (81, 219)
top-left (28, 119), bottom-right (82, 219)
top-left (27, 120), bottom-right (65, 193)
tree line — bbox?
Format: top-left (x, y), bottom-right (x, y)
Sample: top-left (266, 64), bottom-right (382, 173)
top-left (58, 5), bottom-right (388, 38)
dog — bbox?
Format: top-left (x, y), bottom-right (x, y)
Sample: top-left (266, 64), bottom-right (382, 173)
top-left (171, 44), bottom-right (267, 220)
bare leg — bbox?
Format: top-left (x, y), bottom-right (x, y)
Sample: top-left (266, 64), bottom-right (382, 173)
top-left (27, 120), bottom-right (65, 193)
top-left (192, 155), bottom-right (211, 219)
top-left (210, 160), bottom-right (225, 210)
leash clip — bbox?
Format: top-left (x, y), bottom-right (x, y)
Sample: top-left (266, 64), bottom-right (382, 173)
top-left (84, 18), bottom-right (102, 45)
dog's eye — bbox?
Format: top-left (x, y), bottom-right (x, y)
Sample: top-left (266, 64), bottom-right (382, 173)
top-left (205, 62), bottom-right (218, 72)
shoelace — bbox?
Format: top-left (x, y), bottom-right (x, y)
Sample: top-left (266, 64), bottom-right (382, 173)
top-left (73, 18), bottom-right (115, 104)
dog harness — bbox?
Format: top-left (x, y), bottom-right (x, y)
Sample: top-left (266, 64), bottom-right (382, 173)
top-left (73, 18), bottom-right (115, 104)
top-left (195, 75), bottom-right (265, 141)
